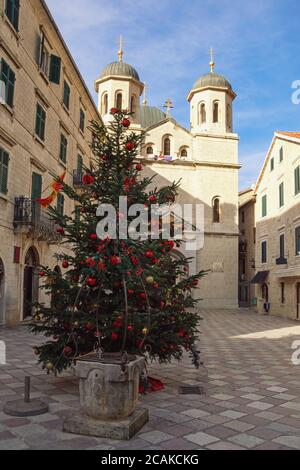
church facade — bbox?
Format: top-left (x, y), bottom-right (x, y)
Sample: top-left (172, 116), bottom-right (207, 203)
top-left (95, 49), bottom-right (240, 309)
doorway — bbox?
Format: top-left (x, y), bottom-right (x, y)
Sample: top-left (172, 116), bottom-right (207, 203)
top-left (23, 247), bottom-right (39, 320)
top-left (0, 259), bottom-right (5, 324)
top-left (297, 283), bottom-right (300, 320)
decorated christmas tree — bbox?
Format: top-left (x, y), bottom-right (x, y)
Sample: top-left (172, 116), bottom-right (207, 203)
top-left (30, 109), bottom-right (206, 374)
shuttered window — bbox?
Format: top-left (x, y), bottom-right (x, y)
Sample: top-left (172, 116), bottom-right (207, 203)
top-left (0, 148), bottom-right (9, 194)
top-left (262, 241), bottom-right (267, 264)
top-left (1, 59), bottom-right (15, 107)
top-left (295, 166), bottom-right (300, 195)
top-left (79, 109), bottom-right (85, 132)
top-left (279, 182), bottom-right (284, 208)
top-left (35, 103), bottom-right (46, 141)
top-left (57, 193), bottom-right (64, 217)
top-left (49, 55), bottom-right (61, 84)
top-left (5, 0), bottom-right (20, 31)
top-left (63, 80), bottom-right (70, 109)
top-left (59, 134), bottom-right (68, 163)
top-left (280, 234), bottom-right (285, 259)
top-left (262, 195), bottom-right (267, 218)
top-left (31, 172), bottom-right (42, 200)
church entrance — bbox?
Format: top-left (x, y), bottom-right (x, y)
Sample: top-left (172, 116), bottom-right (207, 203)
top-left (23, 248), bottom-right (39, 320)
top-left (0, 259), bottom-right (5, 325)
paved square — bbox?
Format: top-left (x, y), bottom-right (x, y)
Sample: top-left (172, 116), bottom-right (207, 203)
top-left (1, 309), bottom-right (300, 449)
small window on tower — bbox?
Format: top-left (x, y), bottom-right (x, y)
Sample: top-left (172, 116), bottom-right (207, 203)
top-left (130, 95), bottom-right (136, 115)
top-left (102, 93), bottom-right (108, 114)
top-left (180, 148), bottom-right (188, 158)
top-left (213, 197), bottom-right (221, 223)
top-left (146, 146), bottom-right (154, 155)
top-left (200, 103), bottom-right (206, 124)
top-left (213, 101), bottom-right (219, 123)
top-left (116, 92), bottom-right (122, 111)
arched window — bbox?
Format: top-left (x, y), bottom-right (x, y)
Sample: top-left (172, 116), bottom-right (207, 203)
top-left (163, 137), bottom-right (171, 156)
top-left (200, 103), bottom-right (206, 124)
top-left (116, 92), bottom-right (122, 111)
top-left (213, 197), bottom-right (221, 223)
top-left (146, 146), bottom-right (154, 155)
top-left (102, 93), bottom-right (108, 115)
top-left (213, 101), bottom-right (219, 123)
top-left (227, 104), bottom-right (231, 129)
top-left (180, 148), bottom-right (188, 158)
top-left (130, 95), bottom-right (136, 115)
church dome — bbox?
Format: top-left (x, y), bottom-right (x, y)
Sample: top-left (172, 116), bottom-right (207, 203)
top-left (100, 61), bottom-right (140, 82)
top-left (192, 72), bottom-right (232, 91)
top-left (141, 105), bottom-right (166, 128)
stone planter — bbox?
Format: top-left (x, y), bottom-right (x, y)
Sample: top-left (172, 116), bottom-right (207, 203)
top-left (63, 354), bottom-right (149, 440)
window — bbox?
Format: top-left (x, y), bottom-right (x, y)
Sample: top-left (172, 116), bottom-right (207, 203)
top-left (116, 92), bottom-right (122, 110)
top-left (295, 166), bottom-right (300, 195)
top-left (57, 193), bottom-right (64, 217)
top-left (38, 34), bottom-right (61, 84)
top-left (262, 241), bottom-right (267, 263)
top-left (279, 182), bottom-right (284, 207)
top-left (200, 103), bottom-right (206, 124)
top-left (5, 0), bottom-right (20, 31)
top-left (180, 148), bottom-right (188, 158)
top-left (49, 55), bottom-right (61, 84)
top-left (295, 226), bottom-right (300, 255)
top-left (63, 80), bottom-right (70, 109)
top-left (31, 172), bottom-right (42, 200)
top-left (35, 103), bottom-right (46, 141)
top-left (1, 59), bottom-right (15, 107)
top-left (280, 234), bottom-right (285, 258)
top-left (102, 93), bottom-right (108, 114)
top-left (77, 154), bottom-right (83, 174)
top-left (59, 134), bottom-right (68, 163)
top-left (280, 147), bottom-right (283, 162)
top-left (79, 109), bottom-right (85, 132)
top-left (146, 146), bottom-right (153, 155)
top-left (163, 137), bottom-right (171, 156)
top-left (241, 211), bottom-right (245, 223)
top-left (270, 158), bottom-right (274, 171)
top-left (227, 104), bottom-right (231, 129)
top-left (281, 282), bottom-right (285, 304)
top-left (0, 148), bottom-right (9, 194)
top-left (130, 95), bottom-right (136, 114)
top-left (213, 101), bottom-right (219, 123)
top-left (213, 198), bottom-right (220, 223)
top-left (262, 195), bottom-right (267, 218)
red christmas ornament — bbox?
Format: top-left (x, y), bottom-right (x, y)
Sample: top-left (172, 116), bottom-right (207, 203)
top-left (192, 279), bottom-right (199, 286)
top-left (85, 322), bottom-right (94, 331)
top-left (125, 141), bottom-right (135, 151)
top-left (135, 164), bottom-right (142, 171)
top-left (127, 289), bottom-right (134, 296)
top-left (38, 271), bottom-right (46, 278)
top-left (62, 261), bottom-right (69, 269)
top-left (56, 227), bottom-right (65, 235)
top-left (111, 333), bottom-right (119, 341)
top-left (130, 256), bottom-right (139, 266)
top-left (122, 118), bottom-right (131, 128)
top-left (148, 195), bottom-right (157, 203)
top-left (113, 320), bottom-right (122, 328)
top-left (86, 257), bottom-right (96, 267)
top-left (98, 261), bottom-right (106, 271)
top-left (82, 174), bottom-right (95, 185)
top-left (139, 293), bottom-right (147, 300)
top-left (63, 346), bottom-right (72, 356)
top-left (110, 107), bottom-right (118, 115)
top-left (178, 328), bottom-right (186, 338)
top-left (110, 255), bottom-right (121, 266)
top-left (101, 155), bottom-right (108, 161)
top-left (127, 325), bottom-right (134, 332)
top-left (89, 233), bottom-right (98, 240)
top-left (87, 277), bottom-right (97, 287)
top-left (145, 251), bottom-right (154, 259)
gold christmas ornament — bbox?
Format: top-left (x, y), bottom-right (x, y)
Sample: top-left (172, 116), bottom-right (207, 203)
top-left (142, 328), bottom-right (149, 335)
top-left (45, 362), bottom-right (54, 371)
top-left (146, 276), bottom-right (155, 285)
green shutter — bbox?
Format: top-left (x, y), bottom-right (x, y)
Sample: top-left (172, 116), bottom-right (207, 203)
top-left (279, 182), bottom-right (284, 207)
top-left (0, 148), bottom-right (9, 194)
top-left (31, 172), bottom-right (42, 200)
top-left (63, 81), bottom-right (70, 109)
top-left (77, 154), bottom-right (83, 173)
top-left (57, 193), bottom-right (64, 216)
top-left (1, 59), bottom-right (15, 107)
top-left (49, 55), bottom-right (61, 84)
top-left (295, 166), bottom-right (300, 195)
top-left (262, 195), bottom-right (267, 217)
top-left (60, 134), bottom-right (67, 163)
top-left (5, 0), bottom-right (20, 31)
top-left (80, 109), bottom-right (85, 131)
top-left (35, 104), bottom-right (46, 140)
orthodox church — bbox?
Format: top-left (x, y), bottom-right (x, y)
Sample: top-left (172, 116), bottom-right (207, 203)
top-left (94, 45), bottom-right (240, 309)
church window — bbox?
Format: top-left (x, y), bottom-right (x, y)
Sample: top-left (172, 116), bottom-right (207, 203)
top-left (200, 103), bottom-right (206, 124)
top-left (116, 92), bottom-right (122, 110)
top-left (146, 146), bottom-right (153, 155)
top-left (213, 197), bottom-right (221, 223)
top-left (180, 148), bottom-right (188, 158)
top-left (130, 95), bottom-right (136, 114)
top-left (102, 93), bottom-right (108, 114)
top-left (163, 137), bottom-right (171, 156)
top-left (227, 104), bottom-right (231, 129)
top-left (213, 101), bottom-right (219, 123)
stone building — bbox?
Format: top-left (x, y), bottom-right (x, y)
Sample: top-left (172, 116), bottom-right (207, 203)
top-left (238, 187), bottom-right (256, 307)
top-left (0, 0), bottom-right (101, 325)
top-left (95, 48), bottom-right (240, 308)
top-left (252, 132), bottom-right (300, 319)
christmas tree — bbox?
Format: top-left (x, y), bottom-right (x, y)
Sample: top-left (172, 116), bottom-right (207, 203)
top-left (30, 109), bottom-right (206, 374)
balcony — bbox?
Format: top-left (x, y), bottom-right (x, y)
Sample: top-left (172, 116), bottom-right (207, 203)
top-left (13, 197), bottom-right (61, 243)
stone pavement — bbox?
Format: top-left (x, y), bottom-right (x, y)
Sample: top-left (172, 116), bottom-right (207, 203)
top-left (1, 309), bottom-right (300, 450)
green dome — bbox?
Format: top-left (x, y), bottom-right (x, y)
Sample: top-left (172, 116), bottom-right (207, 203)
top-left (100, 61), bottom-right (140, 81)
top-left (193, 72), bottom-right (231, 90)
top-left (141, 105), bottom-right (166, 128)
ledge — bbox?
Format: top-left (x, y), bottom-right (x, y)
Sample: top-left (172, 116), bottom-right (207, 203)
top-left (35, 87), bottom-right (50, 108)
top-left (30, 157), bottom-right (47, 173)
top-left (33, 134), bottom-right (45, 148)
top-left (137, 157), bottom-right (241, 170)
top-left (0, 102), bottom-right (15, 118)
top-left (0, 125), bottom-right (17, 147)
top-left (59, 119), bottom-right (70, 135)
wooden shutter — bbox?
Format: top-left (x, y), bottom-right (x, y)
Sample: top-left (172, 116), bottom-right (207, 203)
top-left (0, 149), bottom-right (9, 194)
top-left (49, 55), bottom-right (61, 84)
top-left (57, 193), bottom-right (64, 216)
top-left (77, 154), bottom-right (83, 173)
top-left (295, 167), bottom-right (300, 195)
top-left (31, 172), bottom-right (42, 200)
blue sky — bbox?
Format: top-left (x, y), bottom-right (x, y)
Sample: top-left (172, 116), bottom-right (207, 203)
top-left (47, 0), bottom-right (300, 189)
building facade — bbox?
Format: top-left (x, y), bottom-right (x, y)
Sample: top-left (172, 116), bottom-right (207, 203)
top-left (252, 132), bottom-right (300, 320)
top-left (0, 0), bottom-right (101, 325)
top-left (95, 50), bottom-right (240, 308)
top-left (238, 187), bottom-right (256, 307)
